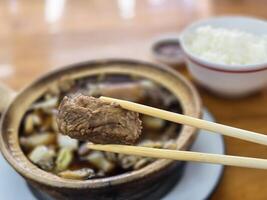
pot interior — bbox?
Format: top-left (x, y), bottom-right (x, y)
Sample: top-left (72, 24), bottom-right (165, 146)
top-left (0, 59), bottom-right (201, 188)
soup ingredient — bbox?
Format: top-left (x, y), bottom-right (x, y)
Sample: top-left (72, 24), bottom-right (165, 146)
top-left (24, 114), bottom-right (41, 135)
top-left (30, 96), bottom-right (58, 110)
top-left (104, 152), bottom-right (117, 163)
top-left (96, 170), bottom-right (105, 177)
top-left (58, 168), bottom-right (95, 180)
top-left (86, 151), bottom-right (115, 173)
top-left (133, 158), bottom-right (154, 170)
top-left (20, 132), bottom-right (56, 149)
top-left (79, 80), bottom-right (172, 108)
top-left (142, 116), bottom-right (165, 130)
top-left (57, 95), bottom-right (142, 145)
top-left (186, 25), bottom-right (267, 65)
top-left (87, 82), bottom-right (146, 102)
top-left (120, 155), bottom-right (138, 169)
top-left (78, 142), bottom-right (92, 156)
top-left (29, 145), bottom-right (55, 171)
top-left (57, 134), bottom-right (78, 150)
top-left (55, 147), bottom-right (74, 172)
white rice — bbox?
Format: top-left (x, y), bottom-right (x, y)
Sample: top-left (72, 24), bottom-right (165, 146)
top-left (186, 25), bottom-right (267, 66)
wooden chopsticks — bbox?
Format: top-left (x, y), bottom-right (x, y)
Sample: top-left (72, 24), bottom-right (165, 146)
top-left (91, 96), bottom-right (267, 170)
top-left (100, 96), bottom-right (267, 146)
top-left (88, 144), bottom-right (267, 169)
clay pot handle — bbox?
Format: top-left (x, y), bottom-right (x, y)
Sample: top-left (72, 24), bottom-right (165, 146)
top-left (0, 83), bottom-right (16, 114)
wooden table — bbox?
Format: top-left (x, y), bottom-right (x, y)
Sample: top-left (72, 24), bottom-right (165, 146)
top-left (1, 0), bottom-right (267, 199)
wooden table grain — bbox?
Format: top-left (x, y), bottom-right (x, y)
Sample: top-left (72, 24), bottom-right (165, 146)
top-left (1, 0), bottom-right (267, 199)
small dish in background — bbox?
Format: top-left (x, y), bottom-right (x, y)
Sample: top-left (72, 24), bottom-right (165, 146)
top-left (151, 36), bottom-right (184, 67)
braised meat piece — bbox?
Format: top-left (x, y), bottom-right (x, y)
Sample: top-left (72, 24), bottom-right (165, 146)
top-left (57, 95), bottom-right (142, 145)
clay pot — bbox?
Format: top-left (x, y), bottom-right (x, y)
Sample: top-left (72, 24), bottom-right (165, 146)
top-left (0, 59), bottom-right (201, 200)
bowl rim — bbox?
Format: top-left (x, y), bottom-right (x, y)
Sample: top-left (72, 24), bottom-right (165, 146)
top-left (180, 16), bottom-right (267, 72)
top-left (0, 58), bottom-right (202, 189)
